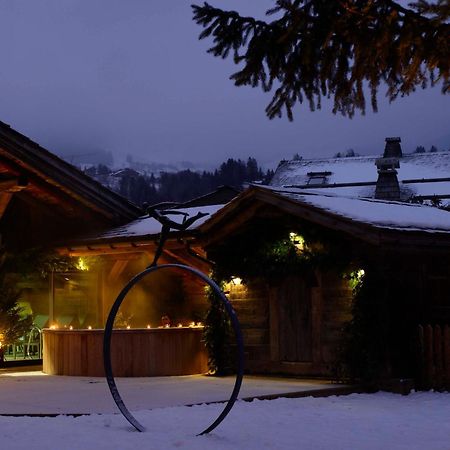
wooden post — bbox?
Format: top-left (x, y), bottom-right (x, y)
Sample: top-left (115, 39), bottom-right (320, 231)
top-left (48, 270), bottom-right (54, 325)
top-left (424, 324), bottom-right (434, 389)
top-left (97, 269), bottom-right (105, 327)
top-left (417, 325), bottom-right (425, 389)
top-left (434, 325), bottom-right (443, 389)
top-left (268, 286), bottom-right (280, 362)
top-left (311, 279), bottom-right (322, 364)
top-left (444, 325), bottom-right (450, 390)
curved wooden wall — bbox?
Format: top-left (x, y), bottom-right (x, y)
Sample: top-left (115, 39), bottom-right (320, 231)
top-left (43, 328), bottom-right (208, 377)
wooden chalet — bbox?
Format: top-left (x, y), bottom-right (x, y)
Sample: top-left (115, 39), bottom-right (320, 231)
top-left (0, 120), bottom-right (141, 363)
top-left (198, 185), bottom-right (450, 379)
top-left (0, 120), bottom-right (141, 250)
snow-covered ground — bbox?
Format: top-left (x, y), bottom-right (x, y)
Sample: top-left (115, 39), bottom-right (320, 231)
top-left (1, 391), bottom-right (449, 450)
top-left (0, 371), bottom-right (339, 414)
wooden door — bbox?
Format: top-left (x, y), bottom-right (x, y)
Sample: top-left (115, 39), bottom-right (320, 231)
top-left (278, 275), bottom-right (312, 362)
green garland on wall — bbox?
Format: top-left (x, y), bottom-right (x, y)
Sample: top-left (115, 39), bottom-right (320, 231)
top-left (203, 278), bottom-right (234, 375)
top-left (210, 224), bottom-right (353, 282)
top-left (203, 224), bottom-right (357, 375)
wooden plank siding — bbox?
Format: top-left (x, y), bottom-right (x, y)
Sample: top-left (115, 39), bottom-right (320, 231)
top-left (417, 324), bottom-right (450, 390)
top-left (319, 273), bottom-right (353, 366)
top-left (43, 328), bottom-right (208, 377)
top-left (227, 281), bottom-right (270, 367)
top-left (227, 273), bottom-right (352, 376)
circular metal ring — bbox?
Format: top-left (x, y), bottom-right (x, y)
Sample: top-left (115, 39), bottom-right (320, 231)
top-left (103, 263), bottom-right (244, 435)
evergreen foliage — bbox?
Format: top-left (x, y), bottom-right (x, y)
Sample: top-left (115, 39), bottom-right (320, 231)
top-left (209, 224), bottom-right (351, 283)
top-left (336, 268), bottom-right (390, 383)
top-left (414, 145), bottom-right (426, 153)
top-left (0, 250), bottom-right (33, 350)
top-left (337, 262), bottom-right (420, 385)
top-left (203, 281), bottom-right (233, 375)
top-left (192, 1), bottom-right (449, 120)
top-left (0, 281), bottom-right (32, 348)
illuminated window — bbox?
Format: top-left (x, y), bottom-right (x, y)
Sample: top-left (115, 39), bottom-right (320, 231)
top-left (306, 171), bottom-right (332, 185)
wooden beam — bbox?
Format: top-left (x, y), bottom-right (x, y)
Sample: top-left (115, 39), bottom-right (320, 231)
top-left (60, 244), bottom-right (157, 257)
top-left (108, 259), bottom-right (130, 281)
top-left (162, 249), bottom-right (209, 273)
top-left (199, 201), bottom-right (265, 248)
top-left (0, 192), bottom-right (12, 218)
top-left (0, 179), bottom-right (19, 192)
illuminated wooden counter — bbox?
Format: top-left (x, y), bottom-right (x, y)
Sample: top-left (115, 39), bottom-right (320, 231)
top-left (43, 328), bottom-right (208, 377)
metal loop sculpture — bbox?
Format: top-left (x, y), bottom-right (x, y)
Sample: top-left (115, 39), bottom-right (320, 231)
top-left (103, 207), bottom-right (245, 435)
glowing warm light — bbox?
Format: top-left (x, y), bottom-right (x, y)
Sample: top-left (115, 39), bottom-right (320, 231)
top-left (164, 324), bottom-right (170, 328)
top-left (231, 276), bottom-right (242, 286)
top-left (147, 324), bottom-right (151, 329)
top-left (196, 322), bottom-right (203, 327)
top-left (189, 322), bottom-right (195, 328)
top-left (126, 325), bottom-right (131, 330)
top-left (50, 325), bottom-right (57, 330)
top-left (348, 268), bottom-right (366, 290)
top-left (177, 323), bottom-right (183, 328)
top-left (69, 326), bottom-right (73, 330)
top-left (289, 232), bottom-right (305, 251)
top-left (76, 257), bottom-right (89, 272)
top-left (87, 326), bottom-right (92, 330)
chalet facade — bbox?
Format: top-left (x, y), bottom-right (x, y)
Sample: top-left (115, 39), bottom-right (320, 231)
top-left (199, 185), bottom-right (450, 379)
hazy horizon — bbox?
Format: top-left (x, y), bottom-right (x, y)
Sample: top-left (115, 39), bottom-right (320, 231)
top-left (0, 1), bottom-right (448, 169)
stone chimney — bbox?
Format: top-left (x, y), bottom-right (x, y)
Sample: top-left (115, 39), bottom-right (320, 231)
top-left (383, 137), bottom-right (403, 158)
top-left (375, 137), bottom-right (402, 201)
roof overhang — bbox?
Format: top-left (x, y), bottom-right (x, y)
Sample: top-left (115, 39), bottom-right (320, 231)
top-left (199, 186), bottom-right (450, 251)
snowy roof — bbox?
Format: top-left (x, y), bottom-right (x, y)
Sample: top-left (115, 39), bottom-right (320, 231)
top-left (270, 152), bottom-right (450, 200)
top-left (269, 187), bottom-right (450, 234)
top-left (201, 185), bottom-right (450, 248)
top-left (76, 204), bottom-right (224, 243)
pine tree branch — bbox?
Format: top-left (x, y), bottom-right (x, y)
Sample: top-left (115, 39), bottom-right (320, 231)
top-left (192, 1), bottom-right (450, 120)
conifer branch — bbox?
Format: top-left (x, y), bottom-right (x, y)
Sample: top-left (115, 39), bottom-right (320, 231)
top-left (192, 1), bottom-right (450, 120)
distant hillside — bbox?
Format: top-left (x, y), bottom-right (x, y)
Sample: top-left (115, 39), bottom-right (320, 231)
top-left (83, 157), bottom-right (274, 207)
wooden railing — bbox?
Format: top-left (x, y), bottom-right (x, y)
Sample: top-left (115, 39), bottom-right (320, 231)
top-left (417, 324), bottom-right (450, 390)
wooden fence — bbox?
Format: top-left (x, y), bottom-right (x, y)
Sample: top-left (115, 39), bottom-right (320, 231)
top-left (417, 324), bottom-right (450, 390)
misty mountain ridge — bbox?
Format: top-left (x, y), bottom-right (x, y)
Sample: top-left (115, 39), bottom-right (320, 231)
top-left (82, 156), bottom-right (274, 207)
top-left (57, 148), bottom-right (215, 175)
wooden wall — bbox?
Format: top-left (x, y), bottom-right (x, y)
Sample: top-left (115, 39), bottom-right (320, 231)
top-left (227, 280), bottom-right (270, 367)
top-left (227, 272), bottom-right (352, 377)
top-left (319, 272), bottom-right (353, 367)
top-left (43, 328), bottom-right (208, 377)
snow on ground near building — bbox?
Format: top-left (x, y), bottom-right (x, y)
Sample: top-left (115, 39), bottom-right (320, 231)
top-left (0, 392), bottom-right (449, 450)
top-left (0, 372), bottom-right (339, 414)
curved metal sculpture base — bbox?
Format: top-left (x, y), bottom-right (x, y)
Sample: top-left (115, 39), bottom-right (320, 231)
top-left (103, 263), bottom-right (244, 435)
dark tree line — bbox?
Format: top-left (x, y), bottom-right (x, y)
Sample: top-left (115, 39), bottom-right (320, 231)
top-left (86, 157), bottom-right (273, 207)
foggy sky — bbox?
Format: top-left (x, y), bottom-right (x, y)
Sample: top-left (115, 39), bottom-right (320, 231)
top-left (0, 1), bottom-right (448, 168)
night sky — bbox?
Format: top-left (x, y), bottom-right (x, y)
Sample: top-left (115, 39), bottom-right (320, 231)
top-left (0, 1), bottom-right (448, 168)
